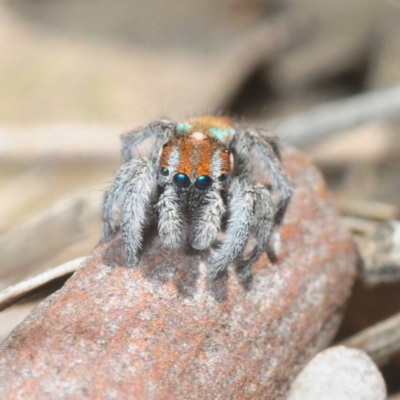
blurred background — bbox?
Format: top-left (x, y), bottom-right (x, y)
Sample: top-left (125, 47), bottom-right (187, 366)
top-left (1, 0), bottom-right (400, 394)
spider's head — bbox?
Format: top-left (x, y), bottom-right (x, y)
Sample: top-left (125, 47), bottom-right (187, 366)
top-left (158, 130), bottom-right (231, 193)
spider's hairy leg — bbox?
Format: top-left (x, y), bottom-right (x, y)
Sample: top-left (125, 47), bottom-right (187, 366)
top-left (121, 119), bottom-right (175, 162)
top-left (234, 129), bottom-right (294, 227)
top-left (190, 190), bottom-right (226, 250)
top-left (101, 159), bottom-right (142, 243)
top-left (156, 185), bottom-right (186, 249)
top-left (229, 131), bottom-right (254, 181)
top-left (120, 159), bottom-right (158, 265)
top-left (101, 158), bottom-right (158, 265)
top-left (209, 179), bottom-right (254, 279)
top-left (258, 130), bottom-right (281, 160)
top-left (235, 184), bottom-right (274, 280)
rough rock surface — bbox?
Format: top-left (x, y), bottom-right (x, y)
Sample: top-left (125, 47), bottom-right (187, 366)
top-left (287, 346), bottom-right (387, 400)
top-left (0, 147), bottom-right (357, 399)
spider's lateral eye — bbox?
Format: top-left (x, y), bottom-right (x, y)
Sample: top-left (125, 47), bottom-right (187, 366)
top-left (160, 167), bottom-right (169, 176)
top-left (173, 173), bottom-right (191, 189)
top-left (218, 173), bottom-right (228, 182)
top-left (195, 175), bottom-right (213, 191)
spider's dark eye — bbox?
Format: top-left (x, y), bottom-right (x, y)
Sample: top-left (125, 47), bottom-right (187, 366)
top-left (160, 167), bottom-right (169, 176)
top-left (173, 173), bottom-right (191, 188)
top-left (218, 173), bottom-right (228, 182)
top-left (195, 175), bottom-right (213, 191)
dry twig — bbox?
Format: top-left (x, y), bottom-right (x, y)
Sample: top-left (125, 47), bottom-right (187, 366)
top-left (0, 168), bottom-right (55, 233)
top-left (338, 198), bottom-right (399, 222)
top-left (0, 125), bottom-right (121, 162)
top-left (0, 256), bottom-right (88, 312)
top-left (0, 192), bottom-right (100, 290)
top-left (274, 84), bottom-right (400, 146)
top-left (356, 220), bottom-right (400, 285)
top-left (341, 216), bottom-right (378, 236)
top-left (341, 311), bottom-right (400, 366)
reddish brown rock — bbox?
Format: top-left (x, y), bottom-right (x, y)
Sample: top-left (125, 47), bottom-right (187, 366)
top-left (0, 147), bottom-right (357, 399)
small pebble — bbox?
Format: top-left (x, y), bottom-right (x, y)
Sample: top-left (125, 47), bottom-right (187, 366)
top-left (288, 345), bottom-right (387, 400)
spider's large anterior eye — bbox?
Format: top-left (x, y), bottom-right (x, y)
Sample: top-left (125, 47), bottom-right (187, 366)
top-left (218, 173), bottom-right (228, 182)
top-left (160, 167), bottom-right (169, 176)
top-left (173, 173), bottom-right (191, 188)
top-left (195, 175), bottom-right (213, 191)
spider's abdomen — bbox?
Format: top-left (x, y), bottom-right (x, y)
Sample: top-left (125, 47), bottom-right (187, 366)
top-left (176, 116), bottom-right (236, 143)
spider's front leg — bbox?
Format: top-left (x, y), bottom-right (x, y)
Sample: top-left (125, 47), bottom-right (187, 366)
top-left (251, 129), bottom-right (294, 226)
top-left (121, 119), bottom-right (175, 162)
top-left (235, 184), bottom-right (274, 280)
top-left (101, 160), bottom-right (139, 243)
top-left (231, 129), bottom-right (294, 227)
top-left (101, 158), bottom-right (158, 266)
top-left (209, 179), bottom-right (254, 279)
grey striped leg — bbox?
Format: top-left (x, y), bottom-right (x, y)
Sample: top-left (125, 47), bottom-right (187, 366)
top-left (235, 184), bottom-right (274, 280)
top-left (231, 129), bottom-right (293, 227)
top-left (248, 129), bottom-right (293, 226)
top-left (120, 159), bottom-right (158, 265)
top-left (101, 158), bottom-right (158, 266)
top-left (121, 119), bottom-right (175, 162)
top-left (209, 179), bottom-right (254, 279)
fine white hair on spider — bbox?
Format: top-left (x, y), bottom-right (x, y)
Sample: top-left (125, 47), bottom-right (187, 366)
top-left (101, 116), bottom-right (294, 280)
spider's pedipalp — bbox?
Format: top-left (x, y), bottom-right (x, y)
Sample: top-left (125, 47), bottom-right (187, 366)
top-left (235, 184), bottom-right (274, 280)
top-left (156, 185), bottom-right (187, 249)
top-left (209, 179), bottom-right (254, 279)
top-left (116, 158), bottom-right (158, 266)
top-left (190, 189), bottom-right (226, 250)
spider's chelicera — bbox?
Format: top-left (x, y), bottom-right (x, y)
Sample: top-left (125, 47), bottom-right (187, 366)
top-left (101, 116), bottom-right (294, 279)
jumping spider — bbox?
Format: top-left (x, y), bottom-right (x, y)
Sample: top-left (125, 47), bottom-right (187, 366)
top-left (101, 116), bottom-right (293, 279)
